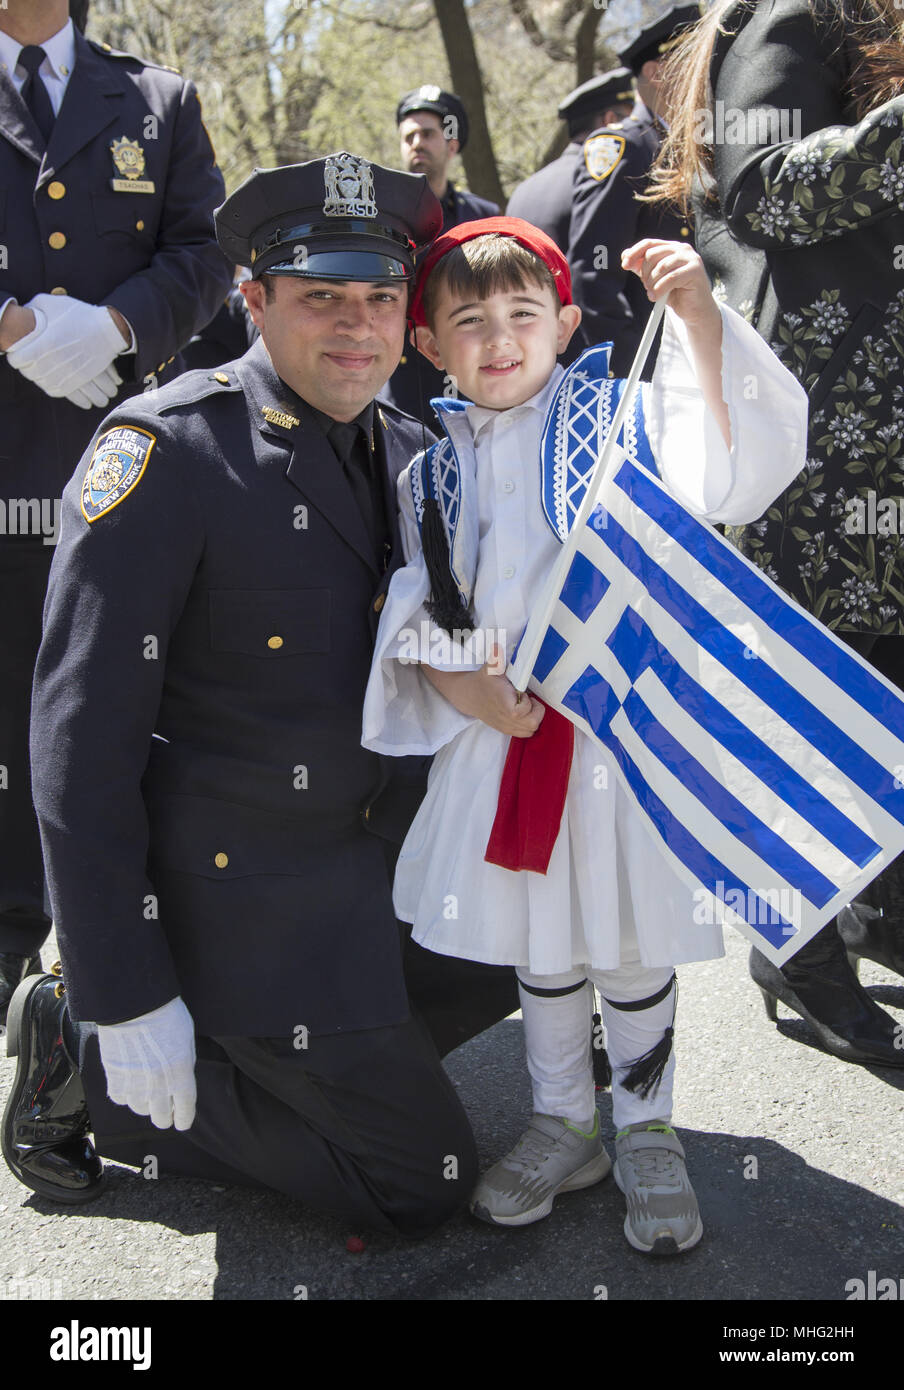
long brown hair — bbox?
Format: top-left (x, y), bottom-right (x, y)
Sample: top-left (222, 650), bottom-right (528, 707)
top-left (647, 0), bottom-right (904, 214)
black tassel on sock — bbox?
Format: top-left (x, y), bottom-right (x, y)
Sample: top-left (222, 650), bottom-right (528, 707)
top-left (615, 974), bottom-right (678, 1101)
top-left (620, 1026), bottom-right (674, 1100)
top-left (591, 1012), bottom-right (612, 1089)
top-left (421, 495), bottom-right (474, 636)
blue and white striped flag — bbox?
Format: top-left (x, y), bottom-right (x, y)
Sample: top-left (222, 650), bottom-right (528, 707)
top-left (510, 316), bottom-right (904, 966)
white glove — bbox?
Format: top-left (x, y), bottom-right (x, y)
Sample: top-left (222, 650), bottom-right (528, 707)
top-left (6, 293), bottom-right (126, 399)
top-left (65, 363), bottom-right (123, 410)
top-left (97, 996), bottom-right (197, 1130)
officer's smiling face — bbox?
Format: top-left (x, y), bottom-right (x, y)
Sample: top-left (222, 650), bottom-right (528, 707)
top-left (415, 281), bottom-right (581, 412)
top-left (242, 275), bottom-right (408, 421)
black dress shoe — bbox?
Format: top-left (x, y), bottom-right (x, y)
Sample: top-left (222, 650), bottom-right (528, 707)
top-left (1, 974), bottom-right (104, 1202)
top-left (0, 951), bottom-right (43, 1027)
top-left (749, 922), bottom-right (904, 1068)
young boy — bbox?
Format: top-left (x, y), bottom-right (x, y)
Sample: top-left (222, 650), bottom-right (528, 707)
top-left (363, 218), bottom-right (807, 1252)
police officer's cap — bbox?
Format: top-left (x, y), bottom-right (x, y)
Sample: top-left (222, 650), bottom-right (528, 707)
top-left (618, 5), bottom-right (700, 73)
top-left (396, 86), bottom-right (469, 150)
top-left (558, 68), bottom-right (635, 132)
top-left (215, 154), bottom-right (443, 283)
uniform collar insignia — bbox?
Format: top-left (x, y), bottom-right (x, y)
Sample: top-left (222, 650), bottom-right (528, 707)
top-left (261, 405), bottom-right (300, 430)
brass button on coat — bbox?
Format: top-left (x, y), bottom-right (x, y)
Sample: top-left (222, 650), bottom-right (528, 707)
top-left (214, 852), bottom-right (229, 868)
top-left (48, 231), bottom-right (67, 250)
top-left (50, 286), bottom-right (67, 295)
top-left (373, 594), bottom-right (385, 613)
top-left (48, 181), bottom-right (66, 200)
top-left (267, 635), bottom-right (284, 649)
top-left (136, 219), bottom-right (145, 231)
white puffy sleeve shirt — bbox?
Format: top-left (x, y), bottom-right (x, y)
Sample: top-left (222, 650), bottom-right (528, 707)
top-left (363, 304), bottom-right (808, 757)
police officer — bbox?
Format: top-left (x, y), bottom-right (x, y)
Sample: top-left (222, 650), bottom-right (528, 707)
top-left (567, 6), bottom-right (697, 375)
top-left (0, 0), bottom-right (231, 1022)
top-left (1, 154), bottom-right (517, 1233)
top-left (181, 275), bottom-right (257, 371)
top-left (506, 68), bottom-right (635, 251)
top-left (384, 85), bottom-right (499, 419)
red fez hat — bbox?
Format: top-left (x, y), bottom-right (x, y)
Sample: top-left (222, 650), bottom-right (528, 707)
top-left (409, 216), bottom-right (573, 326)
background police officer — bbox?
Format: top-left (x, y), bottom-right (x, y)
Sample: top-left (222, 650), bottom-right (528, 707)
top-left (507, 68), bottom-right (635, 252)
top-left (0, 0), bottom-right (231, 1021)
top-left (567, 6), bottom-right (697, 376)
top-left (3, 155), bottom-right (517, 1233)
top-left (383, 85), bottom-right (499, 419)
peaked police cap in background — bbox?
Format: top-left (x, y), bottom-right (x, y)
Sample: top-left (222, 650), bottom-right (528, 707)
top-left (396, 86), bottom-right (470, 150)
top-left (215, 154), bottom-right (443, 282)
top-left (558, 68), bottom-right (635, 129)
top-left (618, 4), bottom-right (701, 73)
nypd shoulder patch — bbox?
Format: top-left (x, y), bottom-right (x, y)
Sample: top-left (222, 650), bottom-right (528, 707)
top-left (81, 426), bottom-right (156, 523)
top-left (583, 133), bottom-right (626, 182)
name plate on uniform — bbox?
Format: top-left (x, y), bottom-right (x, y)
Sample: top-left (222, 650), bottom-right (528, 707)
top-left (111, 178), bottom-right (156, 194)
top-left (109, 138), bottom-right (155, 194)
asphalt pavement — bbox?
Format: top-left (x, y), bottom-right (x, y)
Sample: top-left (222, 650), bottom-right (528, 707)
top-left (1, 927), bottom-right (902, 1305)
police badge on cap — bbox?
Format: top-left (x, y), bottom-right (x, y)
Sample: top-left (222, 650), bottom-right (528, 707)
top-left (215, 153), bottom-right (443, 283)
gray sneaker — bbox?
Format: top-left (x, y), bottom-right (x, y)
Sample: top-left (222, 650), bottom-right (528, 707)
top-left (613, 1121), bottom-right (703, 1255)
top-left (470, 1112), bottom-right (611, 1227)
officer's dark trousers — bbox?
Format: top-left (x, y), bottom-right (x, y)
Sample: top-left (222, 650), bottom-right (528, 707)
top-left (79, 940), bottom-right (518, 1238)
top-left (0, 538), bottom-right (54, 955)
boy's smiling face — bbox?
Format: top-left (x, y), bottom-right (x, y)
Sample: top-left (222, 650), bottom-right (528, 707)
top-left (415, 278), bottom-right (581, 411)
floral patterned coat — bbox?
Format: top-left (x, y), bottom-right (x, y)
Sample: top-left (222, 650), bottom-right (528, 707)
top-left (694, 0), bottom-right (904, 631)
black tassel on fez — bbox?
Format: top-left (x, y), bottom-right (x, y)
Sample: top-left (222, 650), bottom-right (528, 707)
top-left (421, 496), bottom-right (474, 636)
top-left (619, 976), bottom-right (677, 1101)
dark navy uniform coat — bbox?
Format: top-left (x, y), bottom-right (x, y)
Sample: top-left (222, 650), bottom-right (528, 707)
top-left (505, 142), bottom-right (583, 252)
top-left (567, 100), bottom-right (692, 376)
top-left (382, 183), bottom-right (499, 421)
top-left (31, 337), bottom-right (436, 1037)
top-left (0, 28), bottom-right (232, 501)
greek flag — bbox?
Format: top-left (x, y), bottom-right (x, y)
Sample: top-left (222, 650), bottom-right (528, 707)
top-left (510, 319), bottom-right (904, 966)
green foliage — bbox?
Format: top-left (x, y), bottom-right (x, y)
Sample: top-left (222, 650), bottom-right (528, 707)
top-left (86, 0), bottom-right (624, 197)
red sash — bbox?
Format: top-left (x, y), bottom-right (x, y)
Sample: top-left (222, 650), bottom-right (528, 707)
top-left (484, 699), bottom-right (575, 873)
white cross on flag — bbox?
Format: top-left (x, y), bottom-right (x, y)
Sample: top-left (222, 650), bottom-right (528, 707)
top-left (510, 311), bottom-right (904, 967)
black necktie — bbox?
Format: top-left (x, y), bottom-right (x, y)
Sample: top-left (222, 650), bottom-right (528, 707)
top-left (18, 45), bottom-right (55, 146)
top-left (328, 420), bottom-right (382, 563)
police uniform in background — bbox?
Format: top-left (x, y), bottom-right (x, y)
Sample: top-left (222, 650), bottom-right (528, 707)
top-left (506, 68), bottom-right (635, 252)
top-left (180, 283), bottom-right (257, 372)
top-left (567, 7), bottom-right (697, 377)
top-left (0, 9), bottom-right (231, 1020)
top-left (384, 85), bottom-right (499, 421)
top-left (2, 155), bottom-right (518, 1234)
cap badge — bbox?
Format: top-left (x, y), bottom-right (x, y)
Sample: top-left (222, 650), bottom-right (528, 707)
top-left (418, 85), bottom-right (442, 102)
top-left (109, 136), bottom-right (155, 194)
top-left (323, 152), bottom-right (377, 219)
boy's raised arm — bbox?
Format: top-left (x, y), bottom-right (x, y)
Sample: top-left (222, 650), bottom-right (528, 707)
top-left (622, 240), bottom-right (731, 450)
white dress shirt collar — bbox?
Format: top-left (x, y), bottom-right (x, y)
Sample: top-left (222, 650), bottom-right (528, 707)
top-left (464, 363), bottom-right (566, 444)
top-left (0, 17), bottom-right (76, 111)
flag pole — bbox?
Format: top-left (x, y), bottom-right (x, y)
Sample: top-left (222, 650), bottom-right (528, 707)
top-left (510, 294), bottom-right (670, 693)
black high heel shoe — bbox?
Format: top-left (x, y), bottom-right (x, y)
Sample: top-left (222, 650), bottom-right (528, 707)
top-left (837, 903), bottom-right (904, 979)
top-left (749, 922), bottom-right (904, 1068)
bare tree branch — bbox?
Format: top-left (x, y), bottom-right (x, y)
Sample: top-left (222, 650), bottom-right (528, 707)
top-left (320, 0), bottom-right (433, 33)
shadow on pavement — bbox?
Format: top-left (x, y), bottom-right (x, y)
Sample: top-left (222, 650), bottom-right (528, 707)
top-left (12, 1017), bottom-right (902, 1301)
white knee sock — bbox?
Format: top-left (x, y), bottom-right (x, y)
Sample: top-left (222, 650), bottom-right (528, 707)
top-left (593, 964), bottom-right (677, 1131)
top-left (516, 969), bottom-right (596, 1127)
